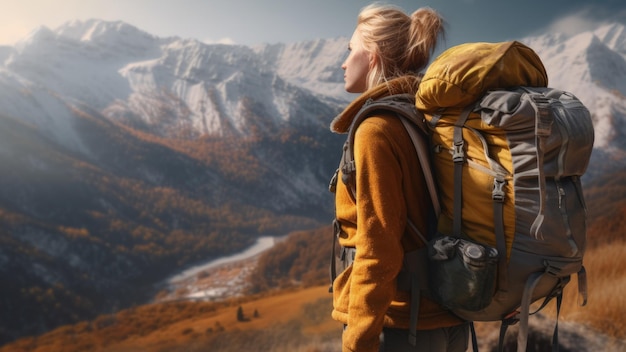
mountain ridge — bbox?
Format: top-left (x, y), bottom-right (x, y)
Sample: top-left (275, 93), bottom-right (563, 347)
top-left (4, 20), bottom-right (349, 142)
top-left (4, 19), bottom-right (626, 149)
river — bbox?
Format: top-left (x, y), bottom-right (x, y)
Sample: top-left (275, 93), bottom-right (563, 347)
top-left (165, 236), bottom-right (277, 285)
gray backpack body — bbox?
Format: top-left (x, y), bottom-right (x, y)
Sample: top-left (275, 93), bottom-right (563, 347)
top-left (426, 86), bottom-right (594, 351)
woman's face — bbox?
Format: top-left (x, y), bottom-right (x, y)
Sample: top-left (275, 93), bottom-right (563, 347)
top-left (342, 27), bottom-right (373, 93)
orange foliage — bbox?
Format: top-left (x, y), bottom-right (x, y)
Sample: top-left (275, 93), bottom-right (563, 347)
top-left (248, 226), bottom-right (332, 293)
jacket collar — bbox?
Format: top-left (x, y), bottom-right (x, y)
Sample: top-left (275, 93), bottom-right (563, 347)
top-left (330, 75), bottom-right (422, 134)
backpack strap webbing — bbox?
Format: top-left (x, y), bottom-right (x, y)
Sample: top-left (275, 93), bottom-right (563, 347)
top-left (528, 94), bottom-right (554, 239)
top-left (452, 104), bottom-right (508, 292)
top-left (399, 117), bottom-right (441, 218)
top-left (498, 273), bottom-right (569, 352)
top-left (328, 219), bottom-right (341, 293)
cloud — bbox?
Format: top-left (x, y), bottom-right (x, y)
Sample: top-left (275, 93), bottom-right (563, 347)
top-left (202, 37), bottom-right (236, 45)
top-left (545, 6), bottom-right (626, 38)
top-left (546, 11), bottom-right (604, 37)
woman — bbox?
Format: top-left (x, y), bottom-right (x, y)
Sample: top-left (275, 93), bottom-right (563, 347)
top-left (329, 4), bottom-right (469, 352)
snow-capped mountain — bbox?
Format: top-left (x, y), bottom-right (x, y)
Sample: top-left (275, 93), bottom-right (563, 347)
top-left (253, 38), bottom-right (352, 103)
top-left (0, 19), bottom-right (357, 225)
top-left (1, 19), bottom-right (350, 152)
top-left (2, 20), bottom-right (625, 154)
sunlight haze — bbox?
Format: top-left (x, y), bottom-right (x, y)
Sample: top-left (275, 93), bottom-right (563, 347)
top-left (1, 0), bottom-right (625, 47)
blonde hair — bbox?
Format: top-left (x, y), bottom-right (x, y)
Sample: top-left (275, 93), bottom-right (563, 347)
top-left (356, 3), bottom-right (445, 89)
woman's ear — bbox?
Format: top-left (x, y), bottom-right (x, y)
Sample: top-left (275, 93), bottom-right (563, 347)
top-left (369, 51), bottom-right (378, 69)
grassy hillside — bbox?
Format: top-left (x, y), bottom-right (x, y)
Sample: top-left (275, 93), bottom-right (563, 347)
top-left (247, 226), bottom-right (332, 293)
top-left (0, 286), bottom-right (341, 352)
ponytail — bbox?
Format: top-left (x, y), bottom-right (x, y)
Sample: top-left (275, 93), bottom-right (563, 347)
top-left (403, 7), bottom-right (445, 73)
top-left (356, 4), bottom-right (445, 89)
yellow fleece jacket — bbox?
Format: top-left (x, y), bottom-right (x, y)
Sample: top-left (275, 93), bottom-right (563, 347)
top-left (330, 76), bottom-right (463, 352)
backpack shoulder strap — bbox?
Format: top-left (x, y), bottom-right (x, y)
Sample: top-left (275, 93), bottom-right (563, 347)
top-left (339, 94), bottom-right (439, 216)
top-left (398, 117), bottom-right (440, 218)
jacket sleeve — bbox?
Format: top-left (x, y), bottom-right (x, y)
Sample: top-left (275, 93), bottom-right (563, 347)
top-left (342, 116), bottom-right (408, 352)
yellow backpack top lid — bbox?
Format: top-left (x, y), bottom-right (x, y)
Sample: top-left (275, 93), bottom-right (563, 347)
top-left (415, 41), bottom-right (548, 112)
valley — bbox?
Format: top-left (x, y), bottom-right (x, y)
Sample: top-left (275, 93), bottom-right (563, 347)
top-left (155, 236), bottom-right (280, 303)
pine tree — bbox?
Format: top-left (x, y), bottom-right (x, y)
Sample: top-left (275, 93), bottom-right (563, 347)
top-left (236, 306), bottom-right (245, 322)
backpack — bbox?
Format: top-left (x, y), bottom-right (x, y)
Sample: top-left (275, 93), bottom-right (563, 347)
top-left (415, 41), bottom-right (594, 351)
top-left (330, 41), bottom-right (594, 352)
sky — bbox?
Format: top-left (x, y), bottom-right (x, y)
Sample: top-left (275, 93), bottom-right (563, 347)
top-left (1, 0), bottom-right (626, 48)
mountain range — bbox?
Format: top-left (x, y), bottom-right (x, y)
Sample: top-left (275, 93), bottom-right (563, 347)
top-left (0, 19), bottom-right (624, 345)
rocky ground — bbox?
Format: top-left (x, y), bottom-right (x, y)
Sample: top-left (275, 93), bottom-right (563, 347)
top-left (154, 255), bottom-right (259, 303)
top-left (475, 313), bottom-right (626, 352)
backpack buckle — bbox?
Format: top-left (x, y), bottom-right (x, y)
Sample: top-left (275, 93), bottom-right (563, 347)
top-left (452, 140), bottom-right (465, 163)
top-left (530, 95), bottom-right (553, 137)
top-left (328, 168), bottom-right (339, 193)
top-left (492, 178), bottom-right (506, 202)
